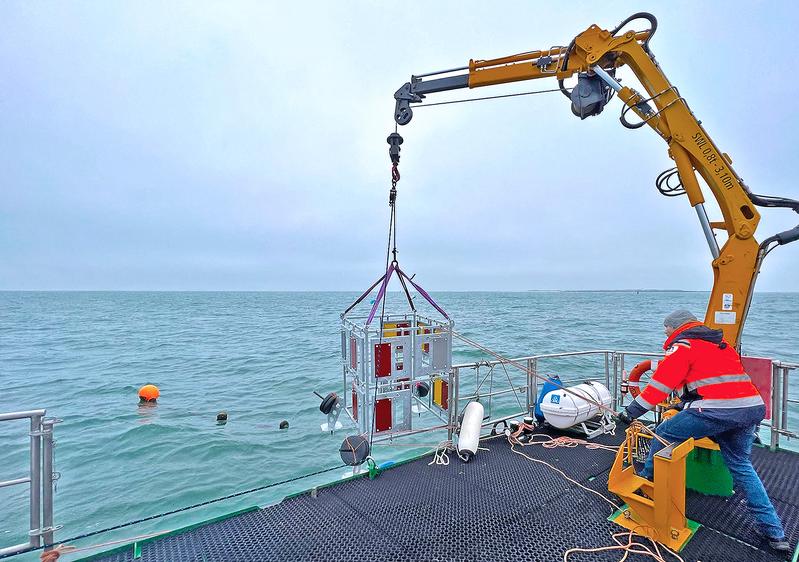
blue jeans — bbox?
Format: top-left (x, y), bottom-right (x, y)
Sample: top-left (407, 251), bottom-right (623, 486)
top-left (641, 405), bottom-right (785, 539)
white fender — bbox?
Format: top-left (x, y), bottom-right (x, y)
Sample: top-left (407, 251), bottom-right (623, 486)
top-left (457, 401), bottom-right (484, 462)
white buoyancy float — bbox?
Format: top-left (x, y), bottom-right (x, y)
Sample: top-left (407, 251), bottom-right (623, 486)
top-left (540, 381), bottom-right (612, 429)
top-left (457, 401), bottom-right (484, 462)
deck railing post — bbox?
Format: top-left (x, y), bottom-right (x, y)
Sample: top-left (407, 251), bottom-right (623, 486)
top-left (782, 366), bottom-right (789, 440)
top-left (41, 418), bottom-right (57, 548)
top-left (29, 413), bottom-right (43, 549)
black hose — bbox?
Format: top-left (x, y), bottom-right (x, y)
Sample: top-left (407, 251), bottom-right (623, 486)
top-left (610, 12), bottom-right (658, 52)
top-left (559, 13), bottom-right (657, 99)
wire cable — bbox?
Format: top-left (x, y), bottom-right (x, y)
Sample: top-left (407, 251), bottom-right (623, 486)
top-left (412, 87), bottom-right (568, 109)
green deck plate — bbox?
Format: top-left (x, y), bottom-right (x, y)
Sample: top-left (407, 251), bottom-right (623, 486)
top-left (609, 504), bottom-right (700, 552)
top-left (686, 447), bottom-right (733, 497)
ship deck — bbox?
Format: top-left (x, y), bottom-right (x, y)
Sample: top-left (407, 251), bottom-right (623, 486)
top-left (82, 427), bottom-right (798, 562)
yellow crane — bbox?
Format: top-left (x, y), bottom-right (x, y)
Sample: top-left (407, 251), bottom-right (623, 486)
top-left (391, 12), bottom-right (799, 348)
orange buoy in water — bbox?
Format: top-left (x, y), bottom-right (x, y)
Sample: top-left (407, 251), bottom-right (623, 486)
top-left (138, 384), bottom-right (160, 403)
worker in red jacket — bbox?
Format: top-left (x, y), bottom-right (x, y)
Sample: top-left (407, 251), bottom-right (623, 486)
top-left (617, 310), bottom-right (788, 552)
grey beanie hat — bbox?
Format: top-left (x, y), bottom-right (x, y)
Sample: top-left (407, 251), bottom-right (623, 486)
top-left (664, 309), bottom-right (698, 329)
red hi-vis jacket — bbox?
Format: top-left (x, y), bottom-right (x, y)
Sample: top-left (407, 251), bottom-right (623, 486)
top-left (625, 321), bottom-right (764, 419)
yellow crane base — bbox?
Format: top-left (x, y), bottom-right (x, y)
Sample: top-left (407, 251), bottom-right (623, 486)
top-left (608, 424), bottom-right (701, 551)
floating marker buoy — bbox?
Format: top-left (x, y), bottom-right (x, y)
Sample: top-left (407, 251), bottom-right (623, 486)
top-left (279, 420), bottom-right (289, 430)
top-left (138, 384), bottom-right (159, 403)
top-left (414, 381), bottom-right (430, 398)
top-left (216, 411), bottom-right (228, 423)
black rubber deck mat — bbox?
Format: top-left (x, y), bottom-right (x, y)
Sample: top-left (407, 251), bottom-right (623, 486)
top-left (84, 428), bottom-right (797, 562)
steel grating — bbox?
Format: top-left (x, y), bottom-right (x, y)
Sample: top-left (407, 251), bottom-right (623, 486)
top-left (84, 427), bottom-right (797, 562)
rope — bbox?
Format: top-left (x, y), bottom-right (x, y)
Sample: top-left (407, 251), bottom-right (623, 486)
top-left (428, 441), bottom-right (452, 466)
top-left (413, 87), bottom-right (568, 108)
top-left (526, 433), bottom-right (619, 452)
top-left (1, 464), bottom-right (348, 560)
top-left (452, 330), bottom-right (673, 448)
top-left (509, 441), bottom-right (620, 513)
top-left (505, 431), bottom-right (683, 562)
top-left (563, 528), bottom-right (685, 562)
top-left (39, 531), bottom-right (166, 561)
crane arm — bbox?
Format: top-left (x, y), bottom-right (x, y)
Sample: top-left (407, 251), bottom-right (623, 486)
top-left (392, 12), bottom-right (799, 347)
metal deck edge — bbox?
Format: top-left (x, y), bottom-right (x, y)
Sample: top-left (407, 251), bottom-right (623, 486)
top-left (74, 506), bottom-right (260, 562)
top-left (73, 447), bottom-right (438, 562)
top-left (73, 438), bottom-right (796, 562)
top-left (282, 447), bottom-right (437, 501)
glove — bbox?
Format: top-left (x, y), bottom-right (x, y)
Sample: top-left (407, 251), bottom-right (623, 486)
top-left (615, 410), bottom-right (634, 426)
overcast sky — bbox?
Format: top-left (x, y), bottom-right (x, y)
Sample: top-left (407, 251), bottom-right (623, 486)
top-left (1, 1), bottom-right (798, 291)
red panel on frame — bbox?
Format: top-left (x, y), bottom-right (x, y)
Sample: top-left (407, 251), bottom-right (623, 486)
top-left (742, 356), bottom-right (772, 419)
top-left (441, 380), bottom-right (449, 410)
top-left (374, 343), bottom-right (391, 377)
top-left (375, 398), bottom-right (392, 432)
top-left (352, 388), bottom-right (358, 421)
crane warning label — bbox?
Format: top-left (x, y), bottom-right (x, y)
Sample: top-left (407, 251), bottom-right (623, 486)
top-left (722, 293), bottom-right (734, 311)
top-left (692, 132), bottom-right (735, 190)
top-left (714, 311), bottom-right (737, 325)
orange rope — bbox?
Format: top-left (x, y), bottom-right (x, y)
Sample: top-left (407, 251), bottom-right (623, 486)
top-left (563, 528), bottom-right (685, 562)
top-left (508, 441), bottom-right (620, 513)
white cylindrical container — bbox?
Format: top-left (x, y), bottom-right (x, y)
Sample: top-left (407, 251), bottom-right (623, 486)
top-left (457, 401), bottom-right (484, 462)
top-left (540, 381), bottom-right (612, 429)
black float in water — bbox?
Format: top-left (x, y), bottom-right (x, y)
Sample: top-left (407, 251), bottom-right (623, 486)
top-left (319, 392), bottom-right (338, 415)
top-left (216, 411), bottom-right (228, 424)
top-left (279, 420), bottom-right (289, 430)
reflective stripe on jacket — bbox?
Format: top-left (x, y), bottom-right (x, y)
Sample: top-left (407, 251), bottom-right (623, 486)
top-left (626, 321), bottom-right (763, 418)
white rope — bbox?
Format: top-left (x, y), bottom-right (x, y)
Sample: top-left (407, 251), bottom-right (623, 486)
top-left (428, 441), bottom-right (452, 466)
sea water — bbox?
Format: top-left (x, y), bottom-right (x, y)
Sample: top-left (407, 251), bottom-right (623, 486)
top-left (1, 291), bottom-right (797, 558)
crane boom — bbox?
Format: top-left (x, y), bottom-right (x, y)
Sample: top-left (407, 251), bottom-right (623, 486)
top-left (392, 12), bottom-right (799, 347)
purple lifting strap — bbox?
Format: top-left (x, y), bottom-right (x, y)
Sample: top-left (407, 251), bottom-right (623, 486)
top-left (397, 266), bottom-right (450, 320)
top-left (365, 262), bottom-right (396, 326)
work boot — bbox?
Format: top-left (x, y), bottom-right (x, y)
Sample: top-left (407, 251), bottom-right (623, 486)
top-left (767, 537), bottom-right (790, 552)
top-left (755, 529), bottom-right (790, 552)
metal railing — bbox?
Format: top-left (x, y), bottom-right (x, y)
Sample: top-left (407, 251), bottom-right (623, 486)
top-left (370, 349), bottom-right (798, 451)
top-left (0, 410), bottom-right (59, 558)
top-left (767, 360), bottom-right (799, 449)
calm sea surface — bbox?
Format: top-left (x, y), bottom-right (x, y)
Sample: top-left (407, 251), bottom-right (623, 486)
top-left (1, 291), bottom-right (797, 558)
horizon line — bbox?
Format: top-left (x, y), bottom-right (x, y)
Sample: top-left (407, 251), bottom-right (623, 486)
top-left (1, 289), bottom-right (797, 294)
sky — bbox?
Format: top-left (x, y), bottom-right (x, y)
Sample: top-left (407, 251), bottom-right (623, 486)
top-left (1, 1), bottom-right (798, 291)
